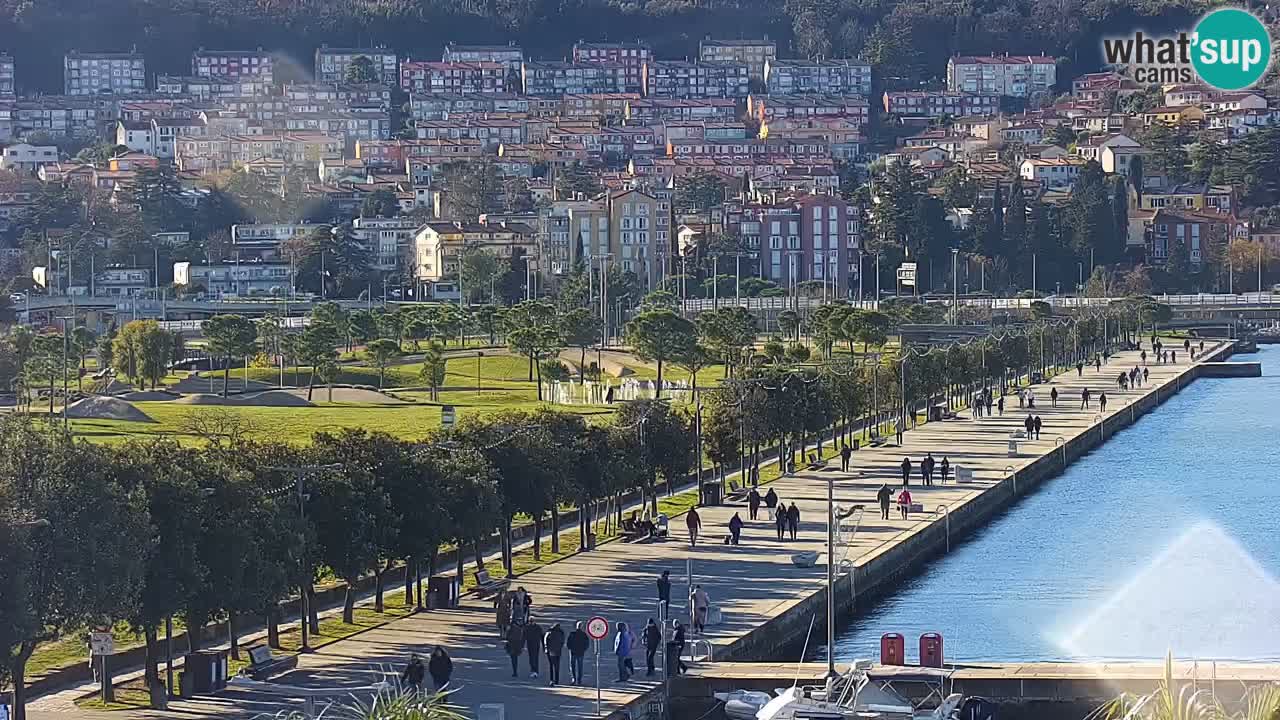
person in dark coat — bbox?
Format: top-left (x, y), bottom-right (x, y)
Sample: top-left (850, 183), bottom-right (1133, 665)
top-left (922, 453), bottom-right (934, 486)
top-left (543, 623), bottom-right (565, 686)
top-left (505, 623), bottom-right (525, 678)
top-left (877, 483), bottom-right (892, 520)
top-left (764, 487), bottom-right (778, 508)
top-left (401, 653), bottom-right (426, 691)
top-left (900, 457), bottom-right (912, 487)
top-left (524, 618), bottom-right (544, 679)
top-left (686, 506), bottom-right (702, 547)
top-left (775, 502), bottom-right (787, 540)
top-left (428, 647), bottom-right (453, 690)
top-left (1024, 414), bottom-right (1034, 436)
top-left (567, 622), bottom-right (590, 685)
top-left (666, 620), bottom-right (689, 676)
top-left (643, 618), bottom-right (663, 676)
top-left (657, 570), bottom-right (672, 613)
top-left (940, 457), bottom-right (950, 484)
top-left (728, 512), bottom-right (744, 545)
top-left (748, 488), bottom-right (762, 520)
top-left (840, 444), bottom-right (852, 471)
top-left (787, 502), bottom-right (800, 541)
top-left (1033, 415), bottom-right (1043, 439)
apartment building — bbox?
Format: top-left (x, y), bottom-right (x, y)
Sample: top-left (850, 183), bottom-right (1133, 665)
top-left (543, 197), bottom-right (609, 275)
top-left (93, 266), bottom-right (152, 297)
top-left (412, 221), bottom-right (538, 286)
top-left (356, 137), bottom-right (486, 166)
top-left (946, 55), bottom-right (1057, 98)
top-left (749, 94), bottom-right (870, 126)
top-left (10, 96), bottom-right (106, 138)
top-left (175, 132), bottom-right (342, 172)
top-left (0, 143), bottom-right (57, 172)
top-left (764, 59), bottom-right (872, 96)
top-left (174, 260), bottom-right (292, 296)
top-left (666, 137), bottom-right (830, 162)
top-left (1020, 156), bottom-right (1085, 189)
top-left (230, 223), bottom-right (315, 258)
top-left (727, 194), bottom-right (858, 294)
top-left (192, 48), bottom-right (273, 83)
top-left (881, 91), bottom-right (1000, 118)
top-left (413, 118), bottom-right (525, 146)
top-left (284, 109), bottom-right (392, 146)
top-left (1148, 208), bottom-right (1235, 264)
top-left (64, 51), bottom-right (146, 95)
top-left (400, 61), bottom-right (509, 94)
top-left (521, 61), bottom-right (628, 96)
top-left (572, 41), bottom-right (652, 93)
top-left (643, 60), bottom-right (749, 99)
top-left (606, 188), bottom-right (670, 284)
top-left (698, 38), bottom-right (776, 83)
top-left (442, 43), bottom-right (525, 71)
top-left (408, 92), bottom-right (532, 120)
top-left (157, 75), bottom-right (270, 100)
top-left (314, 46), bottom-right (398, 84)
top-left (0, 53), bottom-right (14, 98)
top-left (625, 98), bottom-right (738, 124)
top-left (352, 216), bottom-right (418, 271)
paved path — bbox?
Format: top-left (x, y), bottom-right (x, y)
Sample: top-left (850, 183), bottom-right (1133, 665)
top-left (33, 344), bottom-right (1222, 719)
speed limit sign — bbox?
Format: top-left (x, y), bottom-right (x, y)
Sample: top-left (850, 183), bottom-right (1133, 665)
top-left (586, 615), bottom-right (609, 640)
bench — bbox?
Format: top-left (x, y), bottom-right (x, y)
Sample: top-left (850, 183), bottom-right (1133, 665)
top-left (243, 645), bottom-right (298, 680)
top-left (868, 434), bottom-right (888, 448)
top-left (472, 569), bottom-right (509, 599)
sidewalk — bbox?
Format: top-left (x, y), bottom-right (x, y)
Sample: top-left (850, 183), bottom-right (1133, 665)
top-left (34, 344), bottom-right (1218, 719)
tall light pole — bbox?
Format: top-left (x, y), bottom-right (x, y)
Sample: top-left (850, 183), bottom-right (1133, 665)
top-left (950, 249), bottom-right (959, 325)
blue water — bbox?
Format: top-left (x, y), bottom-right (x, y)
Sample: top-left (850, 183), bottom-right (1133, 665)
top-left (833, 346), bottom-right (1280, 663)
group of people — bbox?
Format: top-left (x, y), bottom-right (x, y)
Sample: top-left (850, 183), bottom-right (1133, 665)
top-left (970, 387), bottom-right (998, 417)
top-left (1022, 414), bottom-right (1044, 439)
top-left (702, 488), bottom-right (800, 545)
top-left (399, 648), bottom-right (454, 692)
top-left (899, 453), bottom-right (950, 487)
top-left (875, 483), bottom-right (917, 520)
top-left (1118, 366), bottom-right (1149, 390)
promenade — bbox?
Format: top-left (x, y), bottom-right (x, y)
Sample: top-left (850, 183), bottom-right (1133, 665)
top-left (29, 343), bottom-right (1222, 720)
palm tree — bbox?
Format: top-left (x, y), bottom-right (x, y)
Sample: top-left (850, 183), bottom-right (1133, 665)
top-left (1089, 655), bottom-right (1280, 720)
top-left (273, 683), bottom-right (468, 720)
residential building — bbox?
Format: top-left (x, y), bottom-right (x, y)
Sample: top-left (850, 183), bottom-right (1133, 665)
top-left (1249, 224), bottom-right (1280, 256)
top-left (625, 98), bottom-right (738, 124)
top-left (1075, 133), bottom-right (1139, 163)
top-left (156, 74), bottom-right (270, 100)
top-left (1206, 107), bottom-right (1280, 138)
top-left (192, 48), bottom-right (273, 83)
top-left (0, 53), bottom-right (13, 98)
top-left (726, 194), bottom-right (859, 294)
top-left (1020, 156), bottom-right (1085, 189)
top-left (1163, 85), bottom-right (1210, 107)
top-left (408, 92), bottom-right (532, 120)
top-left (414, 117), bottom-right (525, 146)
top-left (174, 260), bottom-right (292, 296)
top-left (606, 188), bottom-right (670, 285)
top-left (231, 223), bottom-right (316, 258)
top-left (0, 104), bottom-right (11, 143)
top-left (152, 117), bottom-right (207, 159)
top-left (175, 132), bottom-right (342, 172)
top-left (284, 83), bottom-right (394, 107)
top-left (643, 60), bottom-right (749, 99)
top-left (400, 61), bottom-right (509, 94)
top-left (882, 91), bottom-right (1000, 118)
top-left (1206, 91), bottom-right (1268, 112)
top-left (749, 94), bottom-right (870, 128)
top-left (946, 55), bottom-right (1056, 98)
top-left (1137, 182), bottom-right (1234, 214)
top-left (759, 117), bottom-right (864, 160)
top-left (764, 59), bottom-right (872, 96)
top-left (1071, 71), bottom-right (1140, 102)
top-left (666, 136), bottom-right (830, 162)
top-left (522, 61), bottom-right (628, 96)
top-left (64, 51), bottom-right (146, 95)
top-left (93, 266), bottom-right (151, 297)
top-left (0, 189), bottom-right (34, 234)
top-left (1141, 105), bottom-right (1206, 127)
top-left (1100, 144), bottom-right (1148, 177)
top-left (572, 41), bottom-right (652, 92)
top-left (1148, 208), bottom-right (1234, 264)
top-left (698, 38), bottom-right (776, 83)
top-left (108, 151), bottom-right (159, 172)
top-left (442, 43), bottom-right (524, 71)
top-left (283, 109), bottom-right (392, 146)
top-left (543, 197), bottom-right (609, 276)
top-left (314, 46), bottom-right (398, 84)
top-left (0, 143), bottom-right (58, 172)
top-left (352, 216), bottom-right (418, 271)
top-left (411, 221), bottom-right (538, 289)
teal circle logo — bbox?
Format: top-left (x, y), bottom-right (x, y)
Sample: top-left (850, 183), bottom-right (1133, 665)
top-left (1191, 8), bottom-right (1272, 90)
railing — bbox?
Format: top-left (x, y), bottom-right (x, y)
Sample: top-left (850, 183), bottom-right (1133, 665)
top-left (935, 504), bottom-right (951, 553)
top-left (689, 639), bottom-right (714, 663)
top-left (1005, 465), bottom-right (1017, 494)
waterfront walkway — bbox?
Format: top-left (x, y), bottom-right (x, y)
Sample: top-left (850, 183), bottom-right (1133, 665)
top-left (29, 343), bottom-right (1223, 720)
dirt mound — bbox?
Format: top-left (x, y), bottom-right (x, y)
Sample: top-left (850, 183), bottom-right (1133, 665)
top-left (174, 391), bottom-right (315, 407)
top-left (64, 396), bottom-right (156, 423)
top-left (119, 390), bottom-right (180, 402)
top-left (315, 387), bottom-right (409, 404)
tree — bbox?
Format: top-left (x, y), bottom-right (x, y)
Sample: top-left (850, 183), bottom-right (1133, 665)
top-left (419, 341), bottom-right (447, 401)
top-left (844, 310), bottom-right (891, 353)
top-left (285, 227), bottom-right (372, 300)
top-left (364, 338), bottom-right (402, 389)
top-left (554, 162), bottom-right (604, 200)
top-left (939, 166), bottom-right (978, 210)
top-left (675, 172), bottom-right (728, 213)
top-left (696, 306), bottom-right (758, 376)
top-left (558, 307), bottom-right (602, 384)
top-left (439, 161), bottom-right (505, 222)
top-left (203, 315), bottom-right (258, 397)
top-left (625, 308), bottom-right (695, 397)
top-left (1165, 237), bottom-right (1192, 292)
top-left (501, 301), bottom-right (562, 399)
top-left (296, 321), bottom-right (339, 401)
top-left (344, 56), bottom-right (380, 84)
top-left (360, 188), bottom-right (400, 218)
top-left (112, 320), bottom-right (174, 390)
top-left (459, 248), bottom-right (505, 304)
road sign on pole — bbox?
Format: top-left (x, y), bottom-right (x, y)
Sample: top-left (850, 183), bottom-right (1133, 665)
top-left (441, 405), bottom-right (456, 428)
top-left (586, 616), bottom-right (608, 717)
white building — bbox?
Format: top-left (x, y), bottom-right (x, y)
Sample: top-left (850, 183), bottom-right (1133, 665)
top-left (0, 143), bottom-right (58, 172)
top-left (352, 216), bottom-right (418, 271)
top-left (946, 55), bottom-right (1056, 98)
top-left (1020, 157), bottom-right (1084, 189)
top-left (174, 261), bottom-right (292, 296)
top-left (231, 223), bottom-right (316, 258)
top-left (0, 53), bottom-right (14, 98)
top-left (192, 48), bottom-right (274, 83)
top-left (64, 51), bottom-right (146, 95)
top-left (94, 266), bottom-right (151, 297)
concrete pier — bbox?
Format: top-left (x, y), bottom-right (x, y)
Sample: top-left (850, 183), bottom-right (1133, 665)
top-left (1197, 361), bottom-right (1263, 377)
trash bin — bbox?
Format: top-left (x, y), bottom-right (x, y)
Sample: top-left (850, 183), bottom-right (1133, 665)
top-left (929, 405), bottom-right (944, 422)
top-left (1007, 439), bottom-right (1019, 457)
top-left (183, 650), bottom-right (229, 694)
top-left (701, 481), bottom-right (722, 506)
top-left (428, 574), bottom-right (459, 609)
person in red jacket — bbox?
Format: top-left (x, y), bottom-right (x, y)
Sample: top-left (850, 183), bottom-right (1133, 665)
top-left (897, 489), bottom-right (913, 520)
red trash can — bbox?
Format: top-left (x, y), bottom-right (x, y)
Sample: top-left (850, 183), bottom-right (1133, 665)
top-left (880, 633), bottom-right (905, 665)
top-left (919, 633), bottom-right (944, 667)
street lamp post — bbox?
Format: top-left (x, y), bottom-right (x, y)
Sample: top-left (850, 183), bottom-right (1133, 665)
top-left (950, 249), bottom-right (959, 325)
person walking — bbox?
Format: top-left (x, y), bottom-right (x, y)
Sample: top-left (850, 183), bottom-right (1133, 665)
top-left (495, 589), bottom-right (512, 639)
top-left (668, 621), bottom-right (689, 676)
top-left (775, 502), bottom-right (787, 540)
top-left (1141, 350), bottom-right (1148, 365)
top-left (614, 623), bottom-right (632, 682)
top-left (428, 647), bottom-right (453, 691)
top-left (748, 487), bottom-right (762, 520)
top-left (1171, 350), bottom-right (1176, 363)
top-left (567, 622), bottom-right (589, 685)
top-left (524, 617), bottom-right (544, 679)
top-left (1024, 414), bottom-right (1034, 437)
top-left (728, 512), bottom-right (744, 545)
top-left (1184, 338), bottom-right (1191, 353)
top-left (624, 623), bottom-right (638, 677)
top-left (877, 483), bottom-right (893, 520)
top-left (765, 487), bottom-right (778, 510)
top-left (997, 395), bottom-right (1005, 416)
top-left (1143, 367), bottom-right (1149, 383)
top-left (401, 653), bottom-right (426, 692)
top-left (787, 502), bottom-right (800, 541)
top-left (657, 570), bottom-right (672, 613)
top-left (1080, 388), bottom-right (1090, 410)
top-left (1051, 386), bottom-right (1058, 408)
top-left (643, 618), bottom-right (662, 676)
top-left (985, 391), bottom-right (994, 416)
top-left (1099, 392), bottom-right (1108, 412)
top-left (840, 444), bottom-right (852, 471)
top-left (1034, 415), bottom-right (1043, 440)
top-left (940, 456), bottom-right (950, 484)
top-left (691, 585), bottom-right (710, 634)
top-left (686, 506), bottom-right (702, 548)
top-left (1095, 355), bottom-right (1102, 372)
top-left (923, 453), bottom-right (935, 486)
top-left (505, 622), bottom-right (526, 679)
top-left (1076, 361), bottom-right (1084, 376)
top-left (900, 457), bottom-right (912, 487)
top-left (544, 623), bottom-right (565, 686)
top-left (897, 488), bottom-right (912, 519)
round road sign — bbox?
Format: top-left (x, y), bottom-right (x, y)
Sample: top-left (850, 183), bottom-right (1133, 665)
top-left (586, 615), bottom-right (609, 640)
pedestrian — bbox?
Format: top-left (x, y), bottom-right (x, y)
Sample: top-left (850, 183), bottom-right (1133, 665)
top-left (657, 570), bottom-right (672, 613)
top-left (1199, 340), bottom-right (1205, 353)
top-left (765, 487), bottom-right (778, 509)
top-left (751, 465), bottom-right (760, 486)
top-left (840, 444), bottom-right (852, 471)
top-left (1033, 415), bottom-right (1042, 440)
top-left (544, 623), bottom-right (565, 686)
top-left (524, 617), bottom-right (544, 679)
top-left (1116, 372), bottom-right (1125, 389)
top-left (985, 390), bottom-right (994, 415)
top-left (567, 622), bottom-right (590, 685)
top-left (1184, 338), bottom-right (1191, 353)
top-left (748, 487), bottom-right (762, 520)
top-left (940, 456), bottom-right (950, 484)
top-left (614, 623), bottom-right (632, 682)
top-left (1051, 386), bottom-right (1058, 408)
top-left (495, 589), bottom-right (512, 638)
top-left (728, 512), bottom-right (744, 545)
top-left (1099, 392), bottom-right (1107, 412)
top-left (787, 502), bottom-right (800, 540)
top-left (1141, 350), bottom-right (1147, 365)
top-left (510, 586), bottom-right (532, 625)
top-left (643, 618), bottom-right (662, 676)
top-left (877, 483), bottom-right (892, 520)
top-left (897, 488), bottom-right (912, 519)
top-left (668, 621), bottom-right (689, 676)
top-left (1024, 414), bottom-right (1034, 437)
top-left (401, 653), bottom-right (426, 692)
top-left (1017, 389), bottom-right (1025, 409)
top-left (1080, 388), bottom-right (1090, 410)
top-left (1095, 355), bottom-right (1102, 372)
top-left (686, 506), bottom-right (702, 548)
top-left (900, 457), bottom-right (912, 487)
top-left (692, 585), bottom-right (710, 634)
top-left (919, 455), bottom-right (930, 485)
top-left (624, 623), bottom-right (638, 677)
top-left (1171, 351), bottom-right (1176, 363)
top-left (923, 453), bottom-right (935, 486)
top-left (505, 622), bottom-right (525, 678)
top-left (997, 395), bottom-right (1005, 416)
top-left (1143, 367), bottom-right (1149, 383)
top-left (775, 502), bottom-right (787, 539)
top-left (1076, 361), bottom-right (1084, 376)
top-left (428, 647), bottom-right (453, 690)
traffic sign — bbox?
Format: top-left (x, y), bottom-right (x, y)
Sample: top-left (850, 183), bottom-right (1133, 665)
top-left (586, 615), bottom-right (609, 640)
top-left (441, 405), bottom-right (456, 428)
top-left (897, 262), bottom-right (917, 287)
top-left (90, 632), bottom-right (114, 656)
